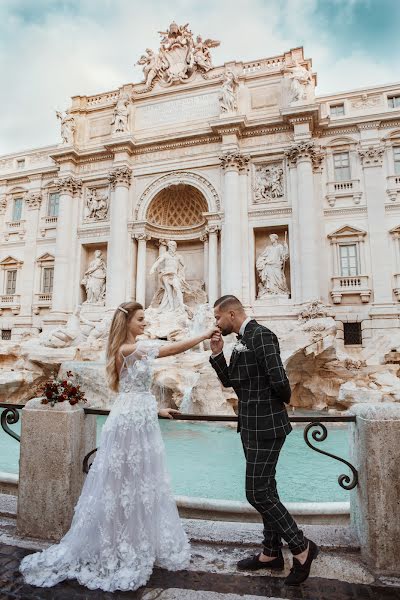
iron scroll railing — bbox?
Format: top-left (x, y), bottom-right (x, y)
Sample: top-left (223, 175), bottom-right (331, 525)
top-left (0, 403), bottom-right (358, 491)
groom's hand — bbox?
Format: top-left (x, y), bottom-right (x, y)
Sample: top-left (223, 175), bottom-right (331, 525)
top-left (210, 330), bottom-right (224, 355)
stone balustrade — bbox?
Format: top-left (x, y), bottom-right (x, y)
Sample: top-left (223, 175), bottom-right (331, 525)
top-left (326, 179), bottom-right (362, 206)
top-left (331, 275), bottom-right (371, 304)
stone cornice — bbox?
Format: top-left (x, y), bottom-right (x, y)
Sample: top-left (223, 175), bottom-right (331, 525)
top-left (209, 116), bottom-right (248, 137)
top-left (323, 206), bottom-right (367, 217)
top-left (358, 145), bottom-right (385, 167)
top-left (249, 207), bottom-right (292, 218)
top-left (104, 138), bottom-right (136, 156)
top-left (49, 148), bottom-right (81, 165)
top-left (108, 166), bottom-right (132, 189)
top-left (77, 225), bottom-right (110, 239)
top-left (54, 175), bottom-right (83, 195)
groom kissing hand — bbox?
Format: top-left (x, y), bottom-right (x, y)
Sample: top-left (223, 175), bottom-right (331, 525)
top-left (209, 295), bottom-right (319, 586)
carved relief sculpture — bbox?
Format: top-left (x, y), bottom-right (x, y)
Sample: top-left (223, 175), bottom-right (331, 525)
top-left (81, 250), bottom-right (107, 305)
top-left (256, 233), bottom-right (289, 297)
top-left (85, 188), bottom-right (109, 220)
top-left (219, 70), bottom-right (238, 113)
top-left (283, 59), bottom-right (314, 104)
top-left (136, 22), bottom-right (220, 90)
top-left (111, 92), bottom-right (130, 134)
top-left (56, 110), bottom-right (76, 145)
top-left (254, 164), bottom-right (284, 202)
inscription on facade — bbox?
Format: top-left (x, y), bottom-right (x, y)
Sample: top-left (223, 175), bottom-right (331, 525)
top-left (135, 93), bottom-right (220, 129)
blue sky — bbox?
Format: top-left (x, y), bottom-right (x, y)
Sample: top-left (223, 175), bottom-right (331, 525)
top-left (0, 0), bottom-right (399, 154)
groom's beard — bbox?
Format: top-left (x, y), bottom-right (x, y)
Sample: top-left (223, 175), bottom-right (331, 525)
top-left (220, 325), bottom-right (234, 336)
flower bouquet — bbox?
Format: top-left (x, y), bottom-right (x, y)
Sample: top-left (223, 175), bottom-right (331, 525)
top-left (38, 371), bottom-right (87, 407)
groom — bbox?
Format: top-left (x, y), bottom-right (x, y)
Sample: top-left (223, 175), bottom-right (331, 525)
top-left (209, 295), bottom-right (319, 586)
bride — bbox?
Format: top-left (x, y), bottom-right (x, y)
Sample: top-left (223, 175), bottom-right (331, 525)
top-left (20, 301), bottom-right (218, 592)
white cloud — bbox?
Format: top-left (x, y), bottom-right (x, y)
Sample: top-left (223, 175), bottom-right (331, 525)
top-left (0, 0), bottom-right (397, 155)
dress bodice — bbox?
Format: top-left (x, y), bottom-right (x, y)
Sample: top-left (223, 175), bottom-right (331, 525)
top-left (119, 340), bottom-right (160, 394)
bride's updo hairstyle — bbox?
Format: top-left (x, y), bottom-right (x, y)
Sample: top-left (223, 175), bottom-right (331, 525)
top-left (106, 301), bottom-right (143, 392)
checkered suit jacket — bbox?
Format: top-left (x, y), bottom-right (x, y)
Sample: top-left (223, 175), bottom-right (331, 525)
top-left (210, 319), bottom-right (292, 444)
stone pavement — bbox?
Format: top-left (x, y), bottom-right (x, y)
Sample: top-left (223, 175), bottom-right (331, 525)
top-left (1, 543), bottom-right (400, 600)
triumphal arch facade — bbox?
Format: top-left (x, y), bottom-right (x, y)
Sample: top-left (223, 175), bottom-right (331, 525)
top-left (1, 21), bottom-right (400, 345)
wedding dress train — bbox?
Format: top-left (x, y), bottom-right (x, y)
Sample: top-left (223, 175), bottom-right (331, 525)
top-left (20, 340), bottom-right (190, 592)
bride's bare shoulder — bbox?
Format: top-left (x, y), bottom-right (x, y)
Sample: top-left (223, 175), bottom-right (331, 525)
top-left (119, 343), bottom-right (138, 358)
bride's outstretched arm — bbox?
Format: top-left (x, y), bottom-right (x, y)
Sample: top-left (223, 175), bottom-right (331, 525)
top-left (158, 327), bottom-right (219, 358)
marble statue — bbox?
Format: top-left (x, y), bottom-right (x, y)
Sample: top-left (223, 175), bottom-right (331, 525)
top-left (80, 312), bottom-right (112, 349)
top-left (256, 233), bottom-right (289, 297)
top-left (149, 240), bottom-right (192, 312)
top-left (85, 188), bottom-right (109, 220)
top-left (283, 59), bottom-right (314, 104)
top-left (137, 22), bottom-right (220, 88)
top-left (111, 93), bottom-right (130, 134)
top-left (81, 250), bottom-right (107, 305)
top-left (193, 36), bottom-right (220, 72)
top-left (56, 110), bottom-right (75, 145)
top-left (219, 70), bottom-right (238, 113)
top-left (254, 164), bottom-right (284, 202)
top-left (40, 305), bottom-right (83, 348)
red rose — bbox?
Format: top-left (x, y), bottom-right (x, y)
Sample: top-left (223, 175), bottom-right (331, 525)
top-left (41, 398), bottom-right (49, 404)
top-left (61, 380), bottom-right (68, 387)
top-left (45, 390), bottom-right (53, 399)
top-left (69, 387), bottom-right (77, 396)
top-left (69, 398), bottom-right (78, 405)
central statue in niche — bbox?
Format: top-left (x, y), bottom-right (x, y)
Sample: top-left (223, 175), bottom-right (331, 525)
top-left (149, 240), bottom-right (192, 312)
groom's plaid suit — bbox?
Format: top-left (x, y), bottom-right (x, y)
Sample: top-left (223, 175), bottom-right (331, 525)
top-left (210, 319), bottom-right (307, 556)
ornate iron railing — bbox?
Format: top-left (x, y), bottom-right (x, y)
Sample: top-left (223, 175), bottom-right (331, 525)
top-left (0, 403), bottom-right (358, 490)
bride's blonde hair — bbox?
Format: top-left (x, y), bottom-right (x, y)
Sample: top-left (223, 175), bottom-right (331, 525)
top-left (106, 301), bottom-right (143, 392)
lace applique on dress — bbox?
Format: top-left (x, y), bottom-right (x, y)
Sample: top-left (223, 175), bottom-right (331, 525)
top-left (20, 339), bottom-right (190, 592)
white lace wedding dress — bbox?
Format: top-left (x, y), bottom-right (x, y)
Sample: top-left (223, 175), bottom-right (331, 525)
top-left (20, 340), bottom-right (190, 592)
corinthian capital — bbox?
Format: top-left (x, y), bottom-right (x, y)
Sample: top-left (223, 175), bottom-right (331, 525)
top-left (358, 145), bottom-right (385, 167)
top-left (285, 141), bottom-right (324, 172)
top-left (220, 151), bottom-right (250, 172)
top-left (54, 175), bottom-right (83, 195)
top-left (206, 224), bottom-right (221, 235)
top-left (108, 166), bottom-right (132, 189)
top-left (26, 191), bottom-right (42, 210)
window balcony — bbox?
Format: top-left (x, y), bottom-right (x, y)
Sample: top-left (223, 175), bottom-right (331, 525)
top-left (40, 216), bottom-right (58, 237)
top-left (0, 294), bottom-right (21, 315)
top-left (386, 175), bottom-right (400, 202)
top-left (326, 180), bottom-right (361, 207)
top-left (330, 275), bottom-right (371, 304)
top-left (4, 221), bottom-right (26, 241)
top-left (393, 274), bottom-right (400, 301)
top-left (33, 292), bottom-right (52, 314)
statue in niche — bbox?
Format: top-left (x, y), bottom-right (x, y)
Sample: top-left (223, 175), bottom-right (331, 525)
top-left (254, 164), bottom-right (284, 202)
top-left (283, 59), bottom-right (314, 104)
top-left (111, 93), bottom-right (130, 134)
top-left (256, 233), bottom-right (289, 297)
top-left (81, 250), bottom-right (107, 305)
top-left (193, 35), bottom-right (220, 72)
top-left (85, 188), bottom-right (109, 220)
top-left (219, 70), bottom-right (238, 113)
top-left (149, 240), bottom-right (193, 312)
top-left (56, 110), bottom-right (76, 145)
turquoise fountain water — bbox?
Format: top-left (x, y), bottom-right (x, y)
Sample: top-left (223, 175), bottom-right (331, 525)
top-left (0, 415), bottom-right (350, 502)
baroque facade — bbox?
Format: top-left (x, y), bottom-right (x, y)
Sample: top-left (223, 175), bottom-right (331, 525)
top-left (1, 25), bottom-right (400, 345)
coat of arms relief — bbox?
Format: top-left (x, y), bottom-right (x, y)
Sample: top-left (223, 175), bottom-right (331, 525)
top-left (136, 22), bottom-right (220, 90)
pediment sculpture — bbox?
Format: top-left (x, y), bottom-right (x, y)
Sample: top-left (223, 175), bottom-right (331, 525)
top-left (136, 22), bottom-right (220, 90)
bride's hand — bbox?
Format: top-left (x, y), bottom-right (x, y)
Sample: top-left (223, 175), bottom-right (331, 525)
top-left (158, 408), bottom-right (180, 419)
top-left (203, 326), bottom-right (220, 340)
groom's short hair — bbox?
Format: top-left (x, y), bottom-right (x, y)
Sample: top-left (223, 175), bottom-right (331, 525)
top-left (214, 295), bottom-right (244, 312)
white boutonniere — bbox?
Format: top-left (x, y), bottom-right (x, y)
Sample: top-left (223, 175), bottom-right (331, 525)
top-left (233, 341), bottom-right (249, 353)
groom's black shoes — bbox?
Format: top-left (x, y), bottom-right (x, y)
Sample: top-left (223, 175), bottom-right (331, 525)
top-left (284, 540), bottom-right (320, 585)
top-left (237, 552), bottom-right (284, 571)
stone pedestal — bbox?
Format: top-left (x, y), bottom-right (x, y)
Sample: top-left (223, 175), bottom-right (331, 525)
top-left (349, 403), bottom-right (400, 575)
top-left (17, 398), bottom-right (96, 541)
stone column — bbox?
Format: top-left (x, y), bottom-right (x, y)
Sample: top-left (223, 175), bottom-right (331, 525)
top-left (0, 194), bottom-right (7, 233)
top-left (220, 152), bottom-right (248, 299)
top-left (17, 398), bottom-right (96, 541)
top-left (200, 232), bottom-right (209, 295)
top-left (135, 233), bottom-right (151, 307)
top-left (349, 403), bottom-right (400, 575)
top-left (239, 157), bottom-right (251, 307)
top-left (207, 225), bottom-right (220, 306)
top-left (51, 176), bottom-right (82, 317)
top-left (106, 166), bottom-right (132, 309)
top-left (285, 142), bottom-right (323, 302)
top-left (359, 146), bottom-right (392, 304)
top-left (20, 191), bottom-right (42, 316)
